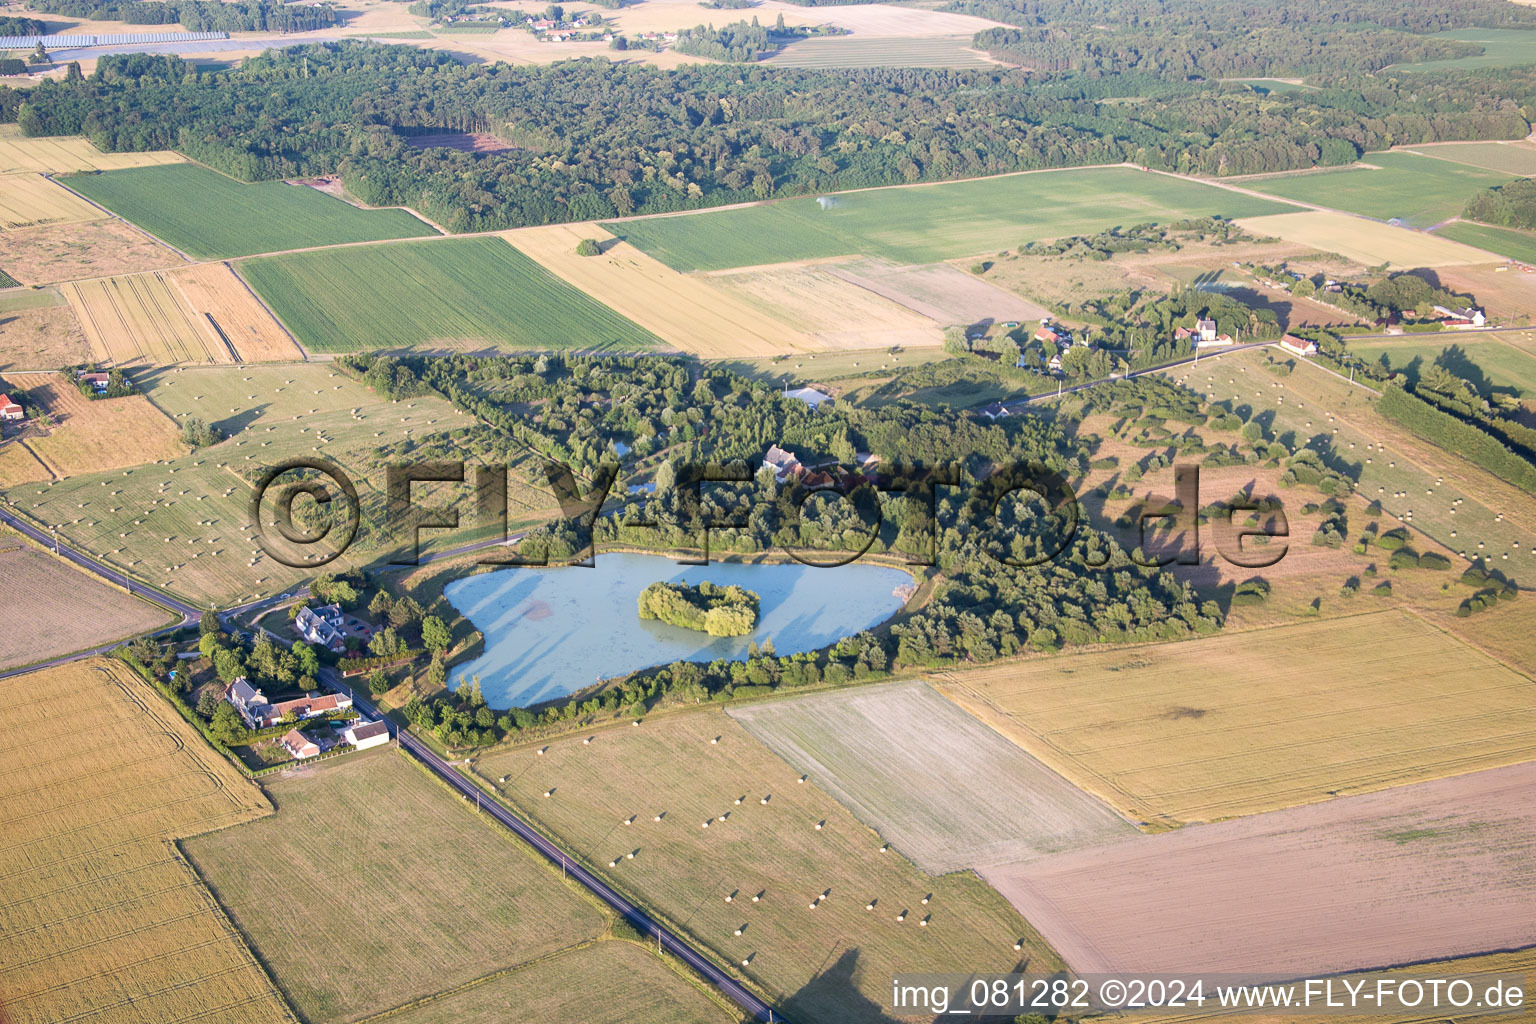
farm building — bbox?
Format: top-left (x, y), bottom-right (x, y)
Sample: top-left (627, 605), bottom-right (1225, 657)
top-left (345, 720), bottom-right (390, 751)
top-left (0, 394), bottom-right (23, 421)
top-left (1432, 305), bottom-right (1486, 327)
top-left (1279, 334), bottom-right (1319, 356)
top-left (281, 728), bottom-right (320, 760)
top-left (783, 385), bottom-right (833, 410)
top-left (226, 677), bottom-right (353, 730)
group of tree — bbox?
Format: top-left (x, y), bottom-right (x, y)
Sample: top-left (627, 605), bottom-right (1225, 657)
top-left (1463, 177), bottom-right (1536, 231)
top-left (637, 580), bottom-right (760, 635)
top-left (4, 42), bottom-right (1532, 230)
top-left (672, 15), bottom-right (839, 61)
top-left (25, 0), bottom-right (340, 32)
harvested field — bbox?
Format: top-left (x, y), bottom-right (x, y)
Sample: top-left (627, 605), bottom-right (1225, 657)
top-left (608, 167), bottom-right (1296, 272)
top-left (982, 761), bottom-right (1536, 976)
top-left (0, 130), bottom-right (184, 174)
top-left (705, 263), bottom-right (941, 351)
top-left (0, 441), bottom-right (51, 487)
top-left (729, 680), bottom-right (1134, 872)
top-left (0, 172), bottom-right (101, 229)
top-left (65, 164), bottom-right (437, 259)
top-left (10, 372), bottom-right (186, 477)
top-left (405, 130), bottom-right (513, 153)
top-left (764, 35), bottom-right (996, 69)
top-left (242, 237), bottom-right (661, 354)
top-left (0, 533), bottom-right (173, 668)
top-left (1434, 260), bottom-right (1536, 323)
top-left (1236, 210), bottom-right (1498, 267)
top-left (939, 609), bottom-right (1536, 826)
top-left (1402, 140), bottom-right (1536, 176)
top-left (62, 270), bottom-right (229, 365)
top-left (0, 288), bottom-right (90, 370)
top-left (473, 710), bottom-right (1059, 1024)
top-left (184, 751), bottom-right (606, 1023)
top-left (504, 223), bottom-right (817, 357)
top-left (824, 259), bottom-right (1050, 326)
top-left (1244, 152), bottom-right (1515, 228)
top-left (0, 657), bottom-right (290, 1024)
top-left (0, 217), bottom-right (186, 286)
top-left (171, 263), bottom-right (302, 362)
top-left (382, 941), bottom-right (736, 1024)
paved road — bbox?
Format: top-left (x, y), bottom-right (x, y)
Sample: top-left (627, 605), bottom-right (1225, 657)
top-left (1020, 341), bottom-right (1273, 404)
top-left (322, 670), bottom-right (787, 1024)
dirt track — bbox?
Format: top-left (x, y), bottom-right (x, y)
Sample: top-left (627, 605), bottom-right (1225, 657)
top-left (981, 761), bottom-right (1536, 977)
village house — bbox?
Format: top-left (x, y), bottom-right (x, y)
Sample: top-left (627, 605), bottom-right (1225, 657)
top-left (225, 677), bottom-right (354, 730)
top-left (295, 603), bottom-right (352, 653)
top-left (344, 720), bottom-right (390, 751)
top-left (76, 371), bottom-right (110, 393)
top-left (281, 728), bottom-right (320, 760)
top-left (1279, 334), bottom-right (1319, 357)
top-left (0, 393), bottom-right (23, 421)
top-left (1195, 318), bottom-right (1219, 344)
top-left (981, 400), bottom-right (1016, 420)
top-left (763, 443), bottom-right (803, 482)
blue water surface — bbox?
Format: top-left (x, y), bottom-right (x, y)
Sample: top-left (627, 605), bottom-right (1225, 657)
top-left (443, 552), bottom-right (913, 707)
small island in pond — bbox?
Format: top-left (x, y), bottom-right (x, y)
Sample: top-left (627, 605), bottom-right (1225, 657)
top-left (638, 581), bottom-right (761, 637)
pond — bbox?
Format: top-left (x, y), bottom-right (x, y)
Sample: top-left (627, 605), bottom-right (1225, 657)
top-left (442, 552), bottom-right (914, 708)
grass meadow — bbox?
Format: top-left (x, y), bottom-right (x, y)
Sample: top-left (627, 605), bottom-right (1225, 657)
top-left (1391, 28), bottom-right (1536, 72)
top-left (472, 709), bottom-right (1059, 1024)
top-left (1243, 152), bottom-right (1513, 228)
top-left (0, 658), bottom-right (288, 1024)
top-left (241, 237), bottom-right (663, 353)
top-left (1436, 220), bottom-right (1536, 263)
top-left (939, 609), bottom-right (1536, 825)
top-left (1346, 331), bottom-right (1536, 398)
top-left (605, 168), bottom-right (1297, 271)
top-left (1406, 141), bottom-right (1536, 176)
top-left (183, 751), bottom-right (609, 1023)
top-left (65, 164), bottom-right (437, 259)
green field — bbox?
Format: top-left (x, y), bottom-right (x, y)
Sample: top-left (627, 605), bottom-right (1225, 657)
top-left (605, 167), bottom-right (1298, 271)
top-left (65, 163), bottom-right (437, 259)
top-left (1245, 152), bottom-right (1514, 228)
top-left (1347, 332), bottom-right (1536, 398)
top-left (1405, 142), bottom-right (1536, 176)
top-left (764, 34), bottom-right (995, 69)
top-left (1392, 28), bottom-right (1536, 72)
top-left (183, 751), bottom-right (615, 1023)
top-left (1436, 221), bottom-right (1536, 264)
top-left (242, 237), bottom-right (662, 352)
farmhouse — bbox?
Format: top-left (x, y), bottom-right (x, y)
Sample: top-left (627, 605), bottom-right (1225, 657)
top-left (295, 603), bottom-right (348, 652)
top-left (281, 728), bottom-right (320, 760)
top-left (226, 677), bottom-right (353, 729)
top-left (1279, 334), bottom-right (1319, 356)
top-left (0, 393), bottom-right (23, 421)
top-left (1195, 318), bottom-right (1218, 344)
top-left (75, 371), bottom-right (110, 393)
top-left (981, 401), bottom-right (1016, 420)
top-left (1433, 305), bottom-right (1486, 327)
top-left (763, 443), bottom-right (803, 482)
top-left (345, 720), bottom-right (390, 751)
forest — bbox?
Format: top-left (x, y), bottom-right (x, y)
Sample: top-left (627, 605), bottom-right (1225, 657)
top-left (3, 43), bottom-right (1532, 231)
top-left (1463, 177), bottom-right (1536, 231)
top-left (947, 0), bottom-right (1536, 78)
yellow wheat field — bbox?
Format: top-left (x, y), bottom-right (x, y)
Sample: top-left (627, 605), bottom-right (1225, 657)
top-left (0, 173), bottom-right (102, 229)
top-left (503, 224), bottom-right (821, 357)
top-left (63, 271), bottom-right (232, 365)
top-left (938, 609), bottom-right (1536, 826)
top-left (0, 658), bottom-right (292, 1024)
top-left (10, 372), bottom-right (186, 477)
top-left (172, 263), bottom-right (302, 362)
top-left (709, 263), bottom-right (943, 350)
top-left (0, 131), bottom-right (184, 175)
top-left (1236, 210), bottom-right (1499, 268)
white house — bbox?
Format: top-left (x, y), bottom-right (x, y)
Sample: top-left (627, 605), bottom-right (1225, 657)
top-left (1433, 305), bottom-right (1486, 327)
top-left (1195, 318), bottom-right (1219, 344)
top-left (345, 720), bottom-right (390, 751)
top-left (1279, 334), bottom-right (1319, 356)
top-left (295, 603), bottom-right (347, 653)
top-left (225, 677), bottom-right (353, 730)
top-left (281, 728), bottom-right (320, 760)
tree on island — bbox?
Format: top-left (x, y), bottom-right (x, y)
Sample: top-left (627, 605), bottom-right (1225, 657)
top-left (638, 581), bottom-right (760, 637)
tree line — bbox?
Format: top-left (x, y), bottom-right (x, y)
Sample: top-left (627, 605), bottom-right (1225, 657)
top-left (26, 0), bottom-right (340, 33)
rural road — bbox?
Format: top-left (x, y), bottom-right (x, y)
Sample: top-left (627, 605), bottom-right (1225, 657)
top-left (323, 669), bottom-right (790, 1024)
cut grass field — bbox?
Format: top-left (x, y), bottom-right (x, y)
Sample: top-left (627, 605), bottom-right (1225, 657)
top-left (0, 128), bottom-right (184, 174)
top-left (0, 172), bottom-right (101, 229)
top-left (504, 223), bottom-right (818, 357)
top-left (171, 262), bottom-right (302, 362)
top-left (728, 680), bottom-right (1134, 872)
top-left (822, 258), bottom-right (1051, 327)
top-left (982, 761), bottom-right (1536, 976)
top-left (0, 530), bottom-right (173, 668)
top-left (1236, 210), bottom-right (1499, 267)
top-left (705, 263), bottom-right (941, 351)
top-left (763, 34), bottom-right (995, 69)
top-left (1435, 220), bottom-right (1536, 264)
top-left (605, 167), bottom-right (1297, 272)
top-left (1403, 140), bottom-right (1536, 176)
top-left (938, 609), bottom-right (1536, 826)
top-left (62, 270), bottom-right (232, 365)
top-left (242, 237), bottom-right (662, 354)
top-left (183, 751), bottom-right (610, 1023)
top-left (1390, 27), bottom-right (1536, 72)
top-left (471, 709), bottom-right (1061, 1024)
top-left (0, 287), bottom-right (91, 370)
top-left (0, 657), bottom-right (290, 1024)
top-left (1243, 152), bottom-right (1515, 228)
top-left (65, 164), bottom-right (437, 259)
top-left (1346, 331), bottom-right (1536, 398)
top-left (0, 363), bottom-right (483, 606)
top-left (11, 372), bottom-right (187, 477)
